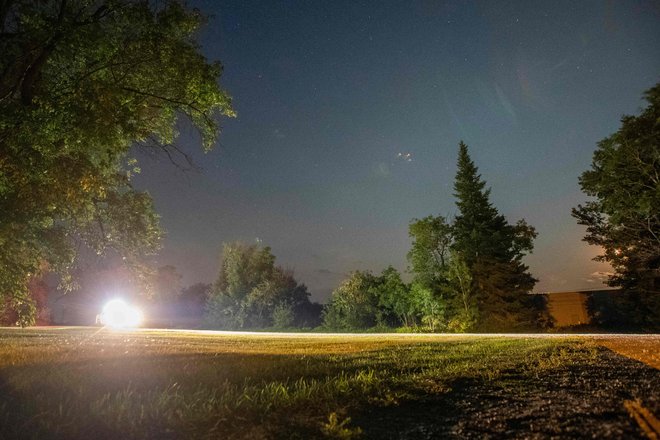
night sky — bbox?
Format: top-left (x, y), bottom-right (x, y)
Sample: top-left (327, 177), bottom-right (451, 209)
top-left (133, 0), bottom-right (660, 302)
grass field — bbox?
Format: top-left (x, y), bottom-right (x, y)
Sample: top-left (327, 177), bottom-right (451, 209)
top-left (0, 328), bottom-right (658, 439)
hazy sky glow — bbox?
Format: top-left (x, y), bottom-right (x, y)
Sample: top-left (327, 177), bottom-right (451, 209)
top-left (133, 0), bottom-right (660, 301)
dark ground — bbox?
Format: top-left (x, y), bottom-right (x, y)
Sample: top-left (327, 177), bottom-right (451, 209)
top-left (355, 347), bottom-right (659, 439)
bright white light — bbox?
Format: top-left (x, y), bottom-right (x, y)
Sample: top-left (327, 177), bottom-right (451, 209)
top-left (99, 299), bottom-right (143, 328)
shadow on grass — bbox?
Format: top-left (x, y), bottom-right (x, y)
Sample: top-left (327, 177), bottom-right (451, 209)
top-left (0, 349), bottom-right (394, 440)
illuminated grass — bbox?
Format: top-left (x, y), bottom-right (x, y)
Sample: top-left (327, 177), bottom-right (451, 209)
top-left (0, 328), bottom-right (599, 439)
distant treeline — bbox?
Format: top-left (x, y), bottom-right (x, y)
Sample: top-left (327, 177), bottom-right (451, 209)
top-left (9, 138), bottom-right (657, 332)
top-left (3, 84), bottom-right (659, 330)
top-left (202, 142), bottom-right (549, 332)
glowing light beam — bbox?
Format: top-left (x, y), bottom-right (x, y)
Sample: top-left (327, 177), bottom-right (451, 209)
top-left (98, 299), bottom-right (143, 329)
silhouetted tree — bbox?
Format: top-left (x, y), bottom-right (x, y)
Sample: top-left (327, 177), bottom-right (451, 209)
top-left (0, 270), bottom-right (50, 327)
top-left (179, 282), bottom-right (211, 321)
top-left (294, 301), bottom-right (324, 328)
top-left (573, 84), bottom-right (660, 328)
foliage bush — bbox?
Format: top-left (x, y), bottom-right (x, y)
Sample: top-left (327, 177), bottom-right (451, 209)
top-left (272, 303), bottom-right (295, 329)
top-left (204, 242), bottom-right (321, 329)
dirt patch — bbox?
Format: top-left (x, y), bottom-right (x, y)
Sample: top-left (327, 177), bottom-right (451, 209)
top-left (594, 336), bottom-right (660, 370)
top-left (353, 347), bottom-right (659, 439)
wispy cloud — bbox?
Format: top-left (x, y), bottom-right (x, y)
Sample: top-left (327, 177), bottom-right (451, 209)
top-left (584, 271), bottom-right (614, 284)
top-left (373, 162), bottom-right (390, 178)
top-left (495, 83), bottom-right (518, 125)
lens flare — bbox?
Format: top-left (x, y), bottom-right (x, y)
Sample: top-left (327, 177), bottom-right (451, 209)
top-left (99, 299), bottom-right (143, 328)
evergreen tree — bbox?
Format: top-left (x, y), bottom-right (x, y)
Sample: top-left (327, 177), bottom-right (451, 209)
top-left (452, 142), bottom-right (546, 331)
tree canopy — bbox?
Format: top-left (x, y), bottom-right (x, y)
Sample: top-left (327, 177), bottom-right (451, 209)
top-left (0, 0), bottom-right (234, 325)
top-left (324, 143), bottom-right (548, 332)
top-left (205, 242), bottom-right (319, 329)
top-left (322, 267), bottom-right (414, 330)
top-left (573, 83), bottom-right (660, 327)
top-left (407, 215), bottom-right (452, 292)
top-left (405, 142), bottom-right (548, 332)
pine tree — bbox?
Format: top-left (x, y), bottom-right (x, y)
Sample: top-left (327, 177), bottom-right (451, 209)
top-left (452, 142), bottom-right (547, 331)
top-left (453, 142), bottom-right (511, 263)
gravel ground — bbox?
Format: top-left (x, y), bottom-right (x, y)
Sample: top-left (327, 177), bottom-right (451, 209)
top-left (594, 336), bottom-right (660, 369)
top-left (356, 346), bottom-right (659, 439)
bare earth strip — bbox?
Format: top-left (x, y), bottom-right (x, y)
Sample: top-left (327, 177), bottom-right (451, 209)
top-left (590, 335), bottom-right (660, 439)
top-left (592, 335), bottom-right (660, 370)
